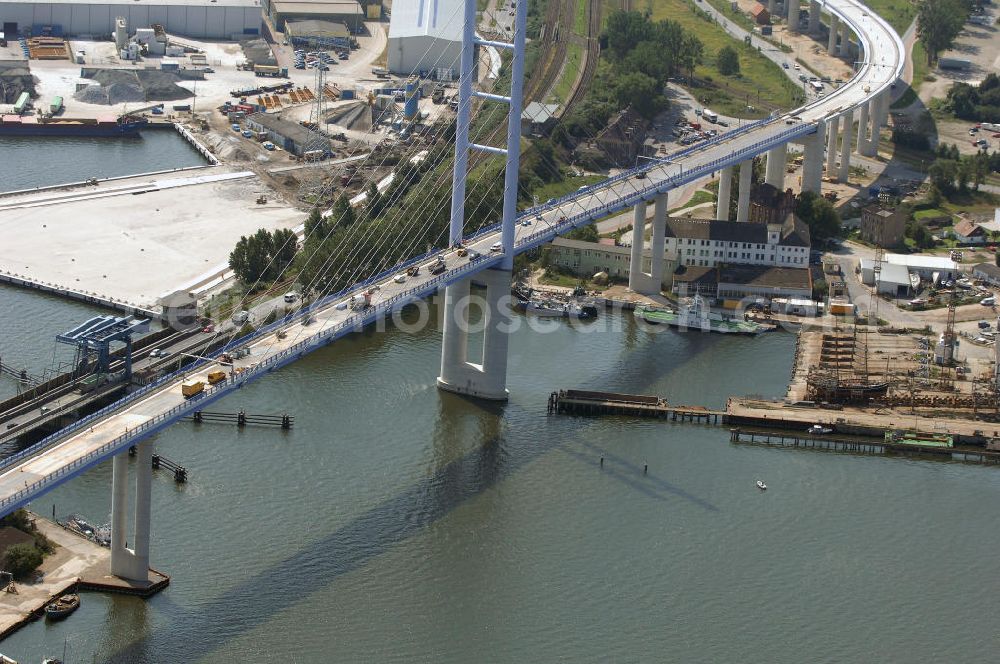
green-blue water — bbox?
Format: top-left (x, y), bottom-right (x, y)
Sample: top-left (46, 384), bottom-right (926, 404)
top-left (0, 130), bottom-right (207, 193)
top-left (1, 285), bottom-right (999, 662)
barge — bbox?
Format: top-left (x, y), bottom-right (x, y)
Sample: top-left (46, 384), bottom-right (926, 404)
top-left (0, 114), bottom-right (147, 137)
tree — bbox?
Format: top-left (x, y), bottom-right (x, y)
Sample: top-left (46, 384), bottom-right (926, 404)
top-left (304, 208), bottom-right (327, 239)
top-left (567, 223), bottom-right (599, 242)
top-left (615, 72), bottom-right (665, 119)
top-left (365, 183), bottom-right (384, 219)
top-left (229, 229), bottom-right (274, 285)
top-left (330, 195), bottom-right (356, 228)
top-left (917, 0), bottom-right (968, 65)
top-left (2, 543), bottom-right (42, 579)
top-left (795, 191), bottom-right (840, 244)
top-left (928, 158), bottom-right (959, 193)
top-left (717, 46), bottom-right (740, 76)
top-left (271, 228), bottom-right (298, 275)
top-left (604, 11), bottom-right (655, 60)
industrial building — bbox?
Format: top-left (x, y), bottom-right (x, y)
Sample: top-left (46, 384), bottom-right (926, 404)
top-left (245, 112), bottom-right (331, 156)
top-left (0, 0), bottom-right (262, 39)
top-left (267, 0), bottom-right (363, 33)
top-left (387, 0), bottom-right (462, 78)
top-left (672, 264), bottom-right (813, 302)
top-left (859, 204), bottom-right (906, 249)
top-left (859, 253), bottom-right (959, 294)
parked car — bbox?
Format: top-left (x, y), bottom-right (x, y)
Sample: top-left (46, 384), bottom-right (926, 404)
top-left (981, 296), bottom-right (996, 306)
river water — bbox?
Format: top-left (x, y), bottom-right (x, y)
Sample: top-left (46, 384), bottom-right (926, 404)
top-left (0, 130), bottom-right (208, 193)
top-left (1, 283), bottom-right (1000, 662)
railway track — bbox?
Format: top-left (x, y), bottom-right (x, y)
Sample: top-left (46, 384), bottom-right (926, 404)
top-left (522, 0), bottom-right (571, 103)
top-left (562, 0), bottom-right (602, 113)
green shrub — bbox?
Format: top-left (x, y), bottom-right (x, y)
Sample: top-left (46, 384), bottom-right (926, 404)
top-left (2, 543), bottom-right (43, 579)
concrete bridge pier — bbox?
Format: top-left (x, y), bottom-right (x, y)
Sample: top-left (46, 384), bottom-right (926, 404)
top-left (110, 440), bottom-right (152, 582)
top-left (765, 144), bottom-right (786, 189)
top-left (716, 165), bottom-right (733, 221)
top-left (801, 119), bottom-right (826, 194)
top-left (856, 101), bottom-right (872, 156)
top-left (735, 160), bottom-right (753, 222)
top-left (628, 200), bottom-right (647, 292)
top-left (826, 120), bottom-right (839, 177)
top-left (768, 0), bottom-right (777, 15)
top-left (840, 22), bottom-right (852, 58)
top-left (788, 0), bottom-right (800, 32)
top-left (808, 0), bottom-right (820, 33)
top-left (437, 269), bottom-right (512, 401)
top-left (839, 110), bottom-right (854, 182)
top-left (628, 193), bottom-right (667, 295)
top-left (827, 14), bottom-right (839, 52)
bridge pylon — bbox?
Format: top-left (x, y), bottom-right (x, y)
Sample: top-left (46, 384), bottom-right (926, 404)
top-left (438, 0), bottom-right (527, 401)
top-left (110, 440), bottom-right (153, 582)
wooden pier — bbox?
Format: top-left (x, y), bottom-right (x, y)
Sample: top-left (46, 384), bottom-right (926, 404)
top-left (129, 446), bottom-right (188, 482)
top-left (729, 428), bottom-right (1000, 464)
top-left (547, 389), bottom-right (724, 424)
top-left (185, 410), bottom-right (294, 429)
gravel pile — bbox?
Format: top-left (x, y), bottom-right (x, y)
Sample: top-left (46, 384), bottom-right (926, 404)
top-left (73, 68), bottom-right (193, 105)
top-left (240, 39), bottom-right (277, 66)
top-left (0, 60), bottom-right (36, 103)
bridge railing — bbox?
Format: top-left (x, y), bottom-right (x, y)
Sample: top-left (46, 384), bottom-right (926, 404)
top-left (0, 115), bottom-right (817, 479)
top-left (0, 251), bottom-right (512, 513)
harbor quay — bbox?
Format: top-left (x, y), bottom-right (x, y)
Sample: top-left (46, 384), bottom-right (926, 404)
top-left (0, 168), bottom-right (303, 310)
top-left (0, 515), bottom-right (167, 640)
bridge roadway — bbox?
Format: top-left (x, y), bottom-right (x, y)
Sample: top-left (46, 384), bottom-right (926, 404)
top-left (0, 0), bottom-right (903, 517)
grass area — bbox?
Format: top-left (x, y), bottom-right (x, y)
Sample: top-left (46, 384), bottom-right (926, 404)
top-left (700, 0), bottom-right (757, 34)
top-left (912, 41), bottom-right (927, 86)
top-left (670, 189), bottom-right (715, 212)
top-left (478, 0), bottom-right (490, 12)
top-left (647, 0), bottom-right (802, 116)
top-left (574, 0), bottom-right (588, 35)
top-left (532, 173), bottom-right (605, 202)
top-left (940, 191), bottom-right (1000, 215)
top-left (914, 208), bottom-right (949, 221)
top-left (539, 268), bottom-right (594, 288)
top-left (551, 42), bottom-right (584, 103)
top-left (892, 41), bottom-right (930, 110)
top-left (856, 0), bottom-right (916, 33)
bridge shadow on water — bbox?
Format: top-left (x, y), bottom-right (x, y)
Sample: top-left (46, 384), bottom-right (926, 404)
top-left (108, 312), bottom-right (724, 661)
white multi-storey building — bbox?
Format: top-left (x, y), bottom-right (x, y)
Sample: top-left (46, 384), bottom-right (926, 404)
top-left (662, 216), bottom-right (811, 269)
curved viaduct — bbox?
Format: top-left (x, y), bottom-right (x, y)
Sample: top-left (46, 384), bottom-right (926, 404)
top-left (0, 0), bottom-right (903, 583)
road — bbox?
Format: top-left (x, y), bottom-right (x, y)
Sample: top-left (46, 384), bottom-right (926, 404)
top-left (0, 0), bottom-right (905, 516)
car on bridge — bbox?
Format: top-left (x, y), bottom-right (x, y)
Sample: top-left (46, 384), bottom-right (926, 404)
top-left (490, 242), bottom-right (502, 252)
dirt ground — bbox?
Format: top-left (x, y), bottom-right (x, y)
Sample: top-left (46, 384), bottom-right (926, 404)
top-left (730, 0), bottom-right (855, 82)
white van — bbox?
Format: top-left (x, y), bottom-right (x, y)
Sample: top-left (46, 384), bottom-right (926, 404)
top-left (232, 310), bottom-right (250, 325)
top-left (283, 292), bottom-right (298, 303)
top-left (702, 109), bottom-right (719, 123)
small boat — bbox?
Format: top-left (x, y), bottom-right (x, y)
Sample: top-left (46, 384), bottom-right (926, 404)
top-left (44, 594), bottom-right (80, 620)
top-left (808, 424), bottom-right (833, 435)
top-left (756, 480), bottom-right (767, 491)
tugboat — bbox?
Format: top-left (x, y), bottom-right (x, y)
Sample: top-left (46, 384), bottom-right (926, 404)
top-left (44, 594), bottom-right (80, 620)
top-left (808, 424), bottom-right (833, 435)
top-left (635, 295), bottom-right (773, 335)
